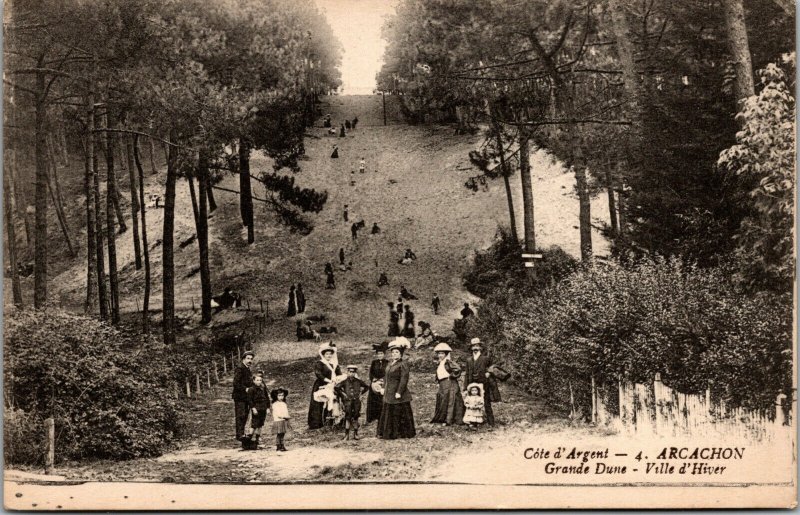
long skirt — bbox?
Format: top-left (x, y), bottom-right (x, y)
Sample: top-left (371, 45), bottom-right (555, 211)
top-left (431, 378), bottom-right (465, 425)
top-left (366, 390), bottom-right (383, 423)
top-left (377, 402), bottom-right (416, 439)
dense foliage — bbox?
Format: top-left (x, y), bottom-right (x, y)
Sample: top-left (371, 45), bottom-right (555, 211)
top-left (4, 309), bottom-right (187, 463)
top-left (466, 259), bottom-right (793, 416)
top-left (464, 228), bottom-right (578, 298)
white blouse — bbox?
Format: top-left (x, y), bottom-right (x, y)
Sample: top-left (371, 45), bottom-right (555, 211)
top-left (436, 359), bottom-right (451, 381)
top-left (272, 401), bottom-right (290, 420)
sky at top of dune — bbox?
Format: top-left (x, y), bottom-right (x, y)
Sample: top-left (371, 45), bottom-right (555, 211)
top-left (315, 0), bottom-right (400, 95)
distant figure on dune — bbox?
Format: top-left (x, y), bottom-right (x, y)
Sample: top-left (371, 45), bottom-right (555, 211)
top-left (387, 302), bottom-right (400, 337)
top-left (323, 114), bottom-right (332, 128)
top-left (287, 284), bottom-right (297, 317)
top-left (339, 247), bottom-right (345, 266)
top-left (371, 223), bottom-right (381, 235)
top-left (352, 116), bottom-right (359, 129)
top-left (325, 262), bottom-right (334, 275)
top-left (345, 119), bottom-right (352, 130)
top-left (460, 302), bottom-right (475, 319)
top-left (359, 157), bottom-right (366, 174)
top-left (212, 287), bottom-right (240, 313)
top-left (339, 123), bottom-right (346, 137)
top-left (431, 294), bottom-right (441, 315)
top-left (377, 272), bottom-right (389, 287)
top-left (296, 283), bottom-right (306, 314)
top-left (402, 305), bottom-right (416, 338)
top-left (331, 145), bottom-right (339, 158)
top-left (326, 270), bottom-right (336, 289)
top-left (343, 204), bottom-right (349, 222)
top-left (399, 285), bottom-right (417, 300)
top-left (398, 248), bottom-right (417, 265)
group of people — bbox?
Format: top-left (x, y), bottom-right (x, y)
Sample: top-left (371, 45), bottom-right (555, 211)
top-left (387, 300), bottom-right (416, 338)
top-left (286, 284), bottom-right (307, 317)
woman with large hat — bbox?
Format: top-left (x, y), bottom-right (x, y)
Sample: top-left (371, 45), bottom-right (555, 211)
top-left (377, 338), bottom-right (416, 439)
top-left (430, 342), bottom-right (466, 425)
top-left (307, 341), bottom-right (343, 429)
top-left (366, 342), bottom-right (388, 424)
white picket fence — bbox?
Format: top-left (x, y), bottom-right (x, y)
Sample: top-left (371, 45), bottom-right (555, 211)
top-left (592, 373), bottom-right (793, 442)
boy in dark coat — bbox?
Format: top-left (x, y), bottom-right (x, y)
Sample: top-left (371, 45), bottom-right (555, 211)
top-left (232, 351), bottom-right (255, 441)
top-left (335, 365), bottom-right (370, 440)
top-left (244, 373), bottom-right (271, 449)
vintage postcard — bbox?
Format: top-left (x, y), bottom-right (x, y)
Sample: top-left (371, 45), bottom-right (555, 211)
top-left (2, 0), bottom-right (796, 510)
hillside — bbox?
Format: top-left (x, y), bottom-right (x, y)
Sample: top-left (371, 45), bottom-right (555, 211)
top-left (46, 94), bottom-right (609, 346)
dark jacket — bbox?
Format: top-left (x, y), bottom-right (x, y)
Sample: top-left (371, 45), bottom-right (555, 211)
top-left (438, 359), bottom-right (462, 381)
top-left (232, 364), bottom-right (254, 401)
top-left (247, 384), bottom-right (271, 410)
top-left (463, 353), bottom-right (501, 402)
top-left (383, 359), bottom-right (412, 404)
top-left (335, 376), bottom-right (370, 400)
top-left (369, 359), bottom-right (388, 382)
top-left (312, 360), bottom-right (341, 392)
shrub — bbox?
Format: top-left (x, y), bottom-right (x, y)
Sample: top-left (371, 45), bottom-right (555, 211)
top-left (463, 227), bottom-right (578, 298)
top-left (466, 258), bottom-right (792, 417)
top-left (4, 407), bottom-right (45, 466)
top-left (4, 309), bottom-right (186, 463)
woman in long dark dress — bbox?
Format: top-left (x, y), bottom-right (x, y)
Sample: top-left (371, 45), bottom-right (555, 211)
top-left (287, 284), bottom-right (297, 317)
top-left (307, 342), bottom-right (342, 429)
top-left (366, 343), bottom-right (388, 424)
top-left (296, 283), bottom-right (306, 314)
top-left (430, 343), bottom-right (466, 425)
top-left (387, 302), bottom-right (399, 337)
top-left (402, 305), bottom-right (415, 338)
top-left (377, 340), bottom-right (416, 439)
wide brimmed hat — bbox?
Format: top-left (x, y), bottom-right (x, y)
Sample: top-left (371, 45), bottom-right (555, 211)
top-left (319, 341), bottom-right (337, 357)
top-left (466, 383), bottom-right (484, 396)
top-left (433, 342), bottom-right (452, 353)
top-left (469, 338), bottom-right (483, 350)
top-left (346, 365), bottom-right (359, 371)
top-left (387, 337), bottom-right (411, 350)
top-left (270, 388), bottom-right (289, 402)
top-left (242, 350), bottom-right (255, 358)
top-left (372, 342), bottom-right (388, 352)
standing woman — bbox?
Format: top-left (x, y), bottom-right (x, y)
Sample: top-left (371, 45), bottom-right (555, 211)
top-left (402, 305), bottom-right (416, 339)
top-left (287, 284), bottom-right (297, 317)
top-left (378, 339), bottom-right (416, 439)
top-left (366, 342), bottom-right (388, 424)
top-left (387, 302), bottom-right (399, 337)
top-left (307, 342), bottom-right (342, 429)
top-left (430, 343), bottom-right (465, 426)
top-left (296, 283), bottom-right (306, 314)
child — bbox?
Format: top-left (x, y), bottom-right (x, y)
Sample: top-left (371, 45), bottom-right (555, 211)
top-left (270, 388), bottom-right (291, 451)
top-left (244, 373), bottom-right (271, 450)
top-left (463, 383), bottom-right (485, 429)
top-left (334, 365), bottom-right (370, 440)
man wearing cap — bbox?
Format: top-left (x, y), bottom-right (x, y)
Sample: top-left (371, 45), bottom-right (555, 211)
top-left (335, 365), bottom-right (371, 440)
top-left (232, 350), bottom-right (256, 441)
top-left (463, 338), bottom-right (501, 426)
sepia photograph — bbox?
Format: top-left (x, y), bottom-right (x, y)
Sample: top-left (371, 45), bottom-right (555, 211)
top-left (2, 0), bottom-right (796, 510)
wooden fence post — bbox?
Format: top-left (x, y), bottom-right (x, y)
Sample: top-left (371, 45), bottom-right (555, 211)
top-left (206, 368), bottom-right (212, 388)
top-left (185, 379), bottom-right (191, 398)
top-left (590, 375), bottom-right (597, 424)
top-left (260, 299), bottom-right (264, 313)
top-left (223, 355), bottom-right (227, 374)
top-left (568, 381), bottom-right (576, 419)
top-left (191, 297), bottom-right (196, 312)
top-left (775, 393), bottom-right (787, 427)
top-left (214, 360), bottom-right (220, 383)
top-left (45, 417), bottom-right (55, 474)
top-left (653, 373), bottom-right (662, 435)
top-left (195, 373), bottom-right (201, 396)
top-left (705, 386), bottom-right (712, 417)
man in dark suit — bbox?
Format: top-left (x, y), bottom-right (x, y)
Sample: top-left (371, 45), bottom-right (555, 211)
top-left (463, 338), bottom-right (501, 426)
top-left (232, 350), bottom-right (255, 441)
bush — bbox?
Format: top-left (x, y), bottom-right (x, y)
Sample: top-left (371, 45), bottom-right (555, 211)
top-left (464, 227), bottom-right (578, 298)
top-left (4, 309), bottom-right (186, 463)
top-left (466, 258), bottom-right (792, 417)
top-left (4, 407), bottom-right (45, 466)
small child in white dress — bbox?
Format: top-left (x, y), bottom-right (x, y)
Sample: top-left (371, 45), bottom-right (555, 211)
top-left (463, 383), bottom-right (485, 428)
top-left (271, 388), bottom-right (292, 451)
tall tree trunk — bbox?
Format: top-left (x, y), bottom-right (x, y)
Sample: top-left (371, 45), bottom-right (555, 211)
top-left (105, 121), bottom-right (120, 324)
top-left (133, 135), bottom-right (151, 333)
top-left (6, 85), bottom-right (32, 260)
top-left (188, 175), bottom-right (200, 226)
top-left (46, 144), bottom-right (75, 256)
top-left (492, 119), bottom-right (519, 243)
top-left (517, 128), bottom-right (536, 280)
top-left (33, 72), bottom-right (48, 309)
top-left (606, 167), bottom-right (618, 237)
top-left (4, 158), bottom-right (23, 307)
top-left (58, 110), bottom-right (69, 165)
top-left (574, 148), bottom-right (593, 262)
top-left (100, 113), bottom-right (127, 233)
top-left (162, 138), bottom-right (177, 345)
top-left (94, 134), bottom-right (108, 320)
top-left (125, 136), bottom-right (142, 269)
top-left (148, 138), bottom-right (158, 175)
top-left (238, 139), bottom-right (255, 244)
top-left (197, 150), bottom-right (212, 323)
top-left (83, 91), bottom-right (97, 313)
top-left (721, 0), bottom-right (755, 105)
top-left (205, 172), bottom-right (217, 212)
